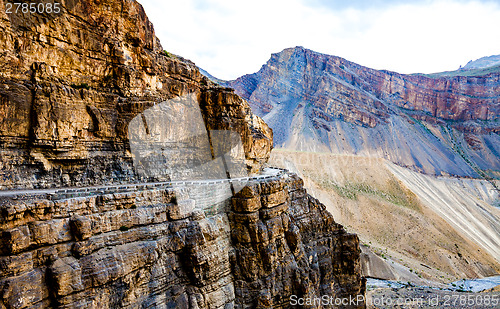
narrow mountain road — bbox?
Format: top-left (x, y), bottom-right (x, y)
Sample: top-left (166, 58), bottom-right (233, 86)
top-left (0, 167), bottom-right (286, 200)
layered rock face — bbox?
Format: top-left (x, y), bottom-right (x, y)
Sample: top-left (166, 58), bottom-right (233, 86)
top-left (0, 1), bottom-right (366, 308)
top-left (0, 174), bottom-right (365, 308)
top-left (230, 175), bottom-right (364, 308)
top-left (0, 0), bottom-right (272, 190)
top-left (227, 47), bottom-right (500, 179)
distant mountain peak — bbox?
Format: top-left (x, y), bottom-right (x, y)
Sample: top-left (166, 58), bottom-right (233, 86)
top-left (462, 54), bottom-right (500, 70)
top-left (227, 46), bottom-right (500, 179)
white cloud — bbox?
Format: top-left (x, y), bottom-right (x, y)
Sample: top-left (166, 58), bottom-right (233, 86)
top-left (139, 0), bottom-right (500, 79)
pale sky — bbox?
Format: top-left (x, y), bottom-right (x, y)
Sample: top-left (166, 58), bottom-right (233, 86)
top-left (139, 0), bottom-right (500, 80)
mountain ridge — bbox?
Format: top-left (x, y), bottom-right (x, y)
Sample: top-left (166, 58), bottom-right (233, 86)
top-left (463, 54), bottom-right (500, 70)
top-left (421, 54), bottom-right (500, 78)
top-left (225, 46), bottom-right (500, 181)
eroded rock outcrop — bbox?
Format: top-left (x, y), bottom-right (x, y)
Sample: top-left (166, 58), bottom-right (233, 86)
top-left (0, 0), bottom-right (272, 190)
top-left (0, 173), bottom-right (365, 308)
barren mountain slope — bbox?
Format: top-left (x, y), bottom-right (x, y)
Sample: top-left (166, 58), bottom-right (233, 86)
top-left (425, 54), bottom-right (500, 77)
top-left (269, 150), bottom-right (500, 283)
top-left (227, 46), bottom-right (500, 284)
top-left (227, 47), bottom-right (500, 181)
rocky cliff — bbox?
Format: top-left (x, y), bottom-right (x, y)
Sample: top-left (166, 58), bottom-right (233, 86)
top-left (227, 47), bottom-right (500, 180)
top-left (0, 1), bottom-right (365, 308)
top-left (0, 173), bottom-right (365, 308)
top-left (0, 0), bottom-right (272, 190)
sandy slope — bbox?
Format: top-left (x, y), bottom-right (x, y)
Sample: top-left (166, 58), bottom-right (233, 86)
top-left (386, 162), bottom-right (500, 262)
top-left (269, 149), bottom-right (500, 283)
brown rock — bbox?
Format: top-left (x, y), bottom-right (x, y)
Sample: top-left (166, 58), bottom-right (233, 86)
top-left (0, 0), bottom-right (272, 189)
top-left (0, 252), bottom-right (33, 278)
top-left (231, 196), bottom-right (262, 213)
top-left (0, 1), bottom-right (364, 308)
top-left (261, 190), bottom-right (289, 208)
top-left (28, 219), bottom-right (72, 246)
top-left (234, 183), bottom-right (261, 198)
top-left (169, 199), bottom-right (195, 220)
top-left (49, 257), bottom-right (85, 297)
top-left (1, 226), bottom-right (31, 254)
top-left (1, 269), bottom-right (49, 309)
top-left (0, 175), bottom-right (365, 308)
top-left (70, 215), bottom-right (93, 241)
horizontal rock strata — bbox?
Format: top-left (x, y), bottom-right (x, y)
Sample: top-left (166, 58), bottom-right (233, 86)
top-left (0, 173), bottom-right (365, 308)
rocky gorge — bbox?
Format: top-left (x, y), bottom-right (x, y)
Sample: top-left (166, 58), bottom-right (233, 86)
top-left (0, 173), bottom-right (365, 308)
top-left (0, 0), bottom-right (366, 308)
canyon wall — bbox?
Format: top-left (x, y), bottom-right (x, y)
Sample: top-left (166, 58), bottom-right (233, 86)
top-left (0, 1), bottom-right (365, 308)
top-left (0, 173), bottom-right (365, 308)
top-left (0, 0), bottom-right (272, 190)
